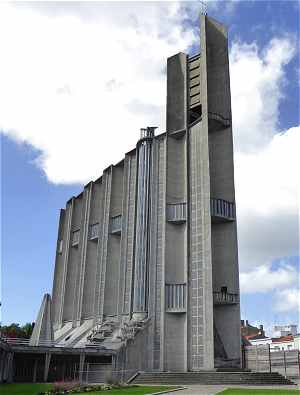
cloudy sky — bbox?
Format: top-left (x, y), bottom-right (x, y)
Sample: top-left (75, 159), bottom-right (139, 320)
top-left (1, 0), bottom-right (299, 335)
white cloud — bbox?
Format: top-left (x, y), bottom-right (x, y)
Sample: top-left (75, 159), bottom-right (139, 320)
top-left (235, 126), bottom-right (299, 217)
top-left (240, 263), bottom-right (298, 293)
top-left (274, 289), bottom-right (300, 313)
top-left (229, 36), bottom-right (299, 275)
top-left (230, 37), bottom-right (296, 152)
top-left (0, 2), bottom-right (196, 184)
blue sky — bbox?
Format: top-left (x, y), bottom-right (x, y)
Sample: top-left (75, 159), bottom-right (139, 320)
top-left (1, 1), bottom-right (299, 335)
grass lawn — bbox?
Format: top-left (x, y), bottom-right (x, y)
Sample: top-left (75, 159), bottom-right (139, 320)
top-left (0, 383), bottom-right (53, 395)
top-left (0, 383), bottom-right (178, 395)
top-left (218, 389), bottom-right (300, 395)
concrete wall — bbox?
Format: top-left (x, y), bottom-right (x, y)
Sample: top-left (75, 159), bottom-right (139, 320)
top-left (164, 135), bottom-right (188, 371)
top-left (203, 14), bottom-right (241, 362)
top-left (167, 53), bottom-right (188, 133)
top-left (149, 137), bottom-right (167, 371)
top-left (205, 16), bottom-right (231, 119)
top-left (94, 169), bottom-right (112, 322)
top-left (188, 121), bottom-right (214, 370)
top-left (118, 154), bottom-right (137, 317)
top-left (52, 209), bottom-right (66, 328)
top-left (165, 52), bottom-right (188, 371)
top-left (81, 181), bottom-right (104, 320)
top-left (63, 195), bottom-right (83, 323)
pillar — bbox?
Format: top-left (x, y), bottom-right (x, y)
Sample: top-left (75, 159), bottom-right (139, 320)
top-left (7, 352), bottom-right (14, 383)
top-left (44, 353), bottom-right (51, 382)
top-left (33, 358), bottom-right (38, 383)
top-left (79, 353), bottom-right (85, 383)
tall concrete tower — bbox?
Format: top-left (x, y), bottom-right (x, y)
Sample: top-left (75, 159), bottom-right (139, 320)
top-left (39, 14), bottom-right (240, 373)
top-left (165, 14), bottom-right (240, 370)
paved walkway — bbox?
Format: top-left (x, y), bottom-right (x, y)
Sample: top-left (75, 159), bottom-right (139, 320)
top-left (165, 384), bottom-right (300, 394)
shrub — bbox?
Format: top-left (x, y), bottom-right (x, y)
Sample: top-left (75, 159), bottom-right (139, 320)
top-left (38, 380), bottom-right (81, 394)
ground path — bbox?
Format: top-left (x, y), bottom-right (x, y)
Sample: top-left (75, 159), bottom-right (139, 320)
top-left (165, 383), bottom-right (300, 395)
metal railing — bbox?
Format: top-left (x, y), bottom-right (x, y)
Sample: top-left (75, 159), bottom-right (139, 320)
top-left (166, 203), bottom-right (187, 223)
top-left (165, 283), bottom-right (186, 312)
top-left (1, 337), bottom-right (54, 347)
top-left (79, 366), bottom-right (139, 384)
top-left (211, 198), bottom-right (235, 221)
top-left (88, 223), bottom-right (99, 240)
top-left (213, 291), bottom-right (239, 305)
top-left (110, 215), bottom-right (122, 234)
top-left (243, 345), bottom-right (300, 378)
top-left (208, 111), bottom-right (231, 127)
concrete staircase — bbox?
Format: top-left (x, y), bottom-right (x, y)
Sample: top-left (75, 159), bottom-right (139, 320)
top-left (132, 371), bottom-right (295, 385)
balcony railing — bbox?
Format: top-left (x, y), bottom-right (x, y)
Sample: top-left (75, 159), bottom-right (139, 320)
top-left (166, 283), bottom-right (186, 312)
top-left (88, 223), bottom-right (99, 240)
top-left (211, 198), bottom-right (235, 221)
top-left (213, 291), bottom-right (239, 305)
top-left (110, 215), bottom-right (122, 235)
top-left (166, 203), bottom-right (187, 223)
top-left (208, 111), bottom-right (231, 128)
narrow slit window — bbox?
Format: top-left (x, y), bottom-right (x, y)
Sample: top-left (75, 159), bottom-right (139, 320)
top-left (72, 230), bottom-right (80, 247)
top-left (58, 240), bottom-right (63, 254)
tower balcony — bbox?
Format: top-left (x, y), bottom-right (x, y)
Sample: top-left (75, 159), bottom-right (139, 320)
top-left (167, 200), bottom-right (235, 223)
top-left (166, 202), bottom-right (187, 224)
top-left (110, 215), bottom-right (122, 235)
top-left (211, 198), bottom-right (235, 222)
top-left (213, 289), bottom-right (239, 305)
top-left (165, 283), bottom-right (186, 313)
top-left (208, 111), bottom-right (231, 131)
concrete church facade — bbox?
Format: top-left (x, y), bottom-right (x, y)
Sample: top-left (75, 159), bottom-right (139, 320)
top-left (31, 14), bottom-right (241, 373)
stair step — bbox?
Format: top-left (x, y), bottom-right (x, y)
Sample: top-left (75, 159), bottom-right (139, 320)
top-left (132, 371), bottom-right (295, 386)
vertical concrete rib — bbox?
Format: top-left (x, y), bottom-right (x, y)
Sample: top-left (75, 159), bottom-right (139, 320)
top-left (148, 136), bottom-right (166, 370)
top-left (94, 168), bottom-right (112, 322)
top-left (119, 154), bottom-right (137, 317)
top-left (51, 209), bottom-right (65, 328)
top-left (63, 194), bottom-right (84, 323)
top-left (189, 121), bottom-right (214, 370)
top-left (167, 53), bottom-right (188, 133)
top-left (158, 138), bottom-right (167, 370)
top-left (165, 51), bottom-right (189, 371)
top-left (82, 180), bottom-right (103, 320)
top-left (104, 164), bottom-right (124, 317)
top-left (132, 128), bottom-right (155, 320)
top-left (73, 183), bottom-right (92, 325)
top-left (186, 14), bottom-right (214, 370)
top-left (204, 15), bottom-right (241, 362)
top-left (58, 199), bottom-right (74, 327)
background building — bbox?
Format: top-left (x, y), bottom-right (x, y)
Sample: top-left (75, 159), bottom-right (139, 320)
top-left (29, 14), bottom-right (241, 374)
top-left (273, 325), bottom-right (298, 337)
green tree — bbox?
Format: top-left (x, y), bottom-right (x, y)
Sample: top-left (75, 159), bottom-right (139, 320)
top-left (0, 322), bottom-right (34, 338)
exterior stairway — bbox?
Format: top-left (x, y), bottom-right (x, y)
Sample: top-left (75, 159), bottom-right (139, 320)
top-left (132, 371), bottom-right (295, 385)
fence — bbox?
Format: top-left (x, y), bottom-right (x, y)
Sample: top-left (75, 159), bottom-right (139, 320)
top-left (243, 345), bottom-right (300, 378)
top-left (79, 364), bottom-right (138, 384)
top-left (2, 337), bottom-right (54, 347)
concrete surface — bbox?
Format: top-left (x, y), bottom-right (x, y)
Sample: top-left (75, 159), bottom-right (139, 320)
top-left (166, 384), bottom-right (300, 394)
